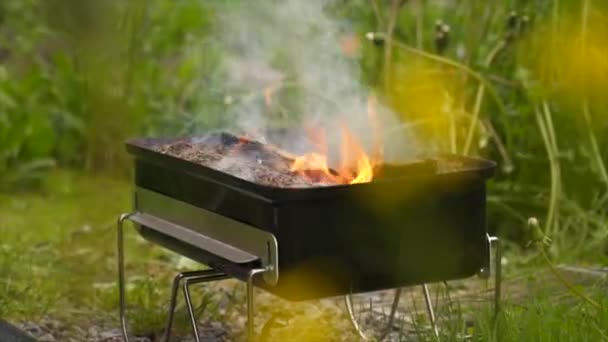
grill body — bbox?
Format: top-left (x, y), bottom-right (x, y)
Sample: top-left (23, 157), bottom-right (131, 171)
top-left (127, 138), bottom-right (495, 301)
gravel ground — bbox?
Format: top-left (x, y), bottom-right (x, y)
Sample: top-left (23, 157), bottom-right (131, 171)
top-left (18, 265), bottom-right (605, 341)
top-left (17, 319), bottom-right (143, 342)
top-left (16, 319), bottom-right (236, 342)
top-left (12, 288), bottom-right (435, 342)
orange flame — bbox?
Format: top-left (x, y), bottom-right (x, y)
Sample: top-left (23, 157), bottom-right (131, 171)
top-left (264, 86), bottom-right (274, 107)
top-left (290, 96), bottom-right (381, 185)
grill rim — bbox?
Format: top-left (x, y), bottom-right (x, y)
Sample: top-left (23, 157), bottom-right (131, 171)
top-left (126, 137), bottom-right (497, 196)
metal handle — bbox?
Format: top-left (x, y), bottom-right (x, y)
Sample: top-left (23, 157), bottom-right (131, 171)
top-left (129, 212), bottom-right (259, 264)
top-left (135, 188), bottom-right (279, 285)
top-left (478, 234), bottom-right (498, 278)
top-left (118, 212), bottom-right (272, 342)
top-left (479, 234), bottom-right (502, 317)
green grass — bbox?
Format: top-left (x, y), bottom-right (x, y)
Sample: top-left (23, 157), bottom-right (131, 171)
top-left (470, 293), bottom-right (608, 342)
top-left (501, 292), bottom-right (608, 341)
top-left (0, 170), bottom-right (163, 331)
top-left (0, 170), bottom-right (128, 318)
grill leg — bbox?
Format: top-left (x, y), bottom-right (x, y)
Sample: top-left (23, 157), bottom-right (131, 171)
top-left (163, 270), bottom-right (229, 342)
top-left (484, 235), bottom-right (501, 319)
top-left (344, 288), bottom-right (402, 341)
top-left (117, 213), bottom-right (134, 342)
top-left (422, 284), bottom-right (439, 338)
top-left (117, 213), bottom-right (231, 342)
top-left (183, 277), bottom-right (201, 341)
top-left (493, 237), bottom-right (502, 318)
top-left (164, 272), bottom-right (187, 342)
top-left (246, 268), bottom-right (268, 341)
top-left (345, 285), bottom-right (438, 341)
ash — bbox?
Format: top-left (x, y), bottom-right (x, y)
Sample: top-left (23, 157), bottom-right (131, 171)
top-left (155, 132), bottom-right (335, 188)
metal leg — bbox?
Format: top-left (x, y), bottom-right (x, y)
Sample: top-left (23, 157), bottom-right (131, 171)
top-left (161, 267), bottom-right (268, 341)
top-left (246, 268), bottom-right (268, 341)
top-left (165, 267), bottom-right (267, 341)
top-left (422, 284), bottom-right (439, 338)
top-left (117, 213), bottom-right (134, 342)
top-left (344, 293), bottom-right (368, 340)
top-left (183, 277), bottom-right (202, 341)
top-left (164, 272), bottom-right (187, 342)
top-left (384, 288), bottom-right (402, 340)
top-left (484, 235), bottom-right (501, 319)
top-left (118, 213), bottom-right (231, 342)
top-left (167, 270), bottom-right (230, 342)
top-left (345, 285), bottom-right (437, 341)
top-left (493, 237), bottom-right (502, 318)
top-left (344, 288), bottom-right (402, 341)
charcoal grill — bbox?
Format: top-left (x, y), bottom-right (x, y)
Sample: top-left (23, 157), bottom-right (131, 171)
top-left (117, 135), bottom-right (501, 341)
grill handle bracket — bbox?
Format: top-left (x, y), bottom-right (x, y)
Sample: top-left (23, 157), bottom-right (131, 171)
top-left (478, 234), bottom-right (499, 279)
top-left (478, 234), bottom-right (501, 317)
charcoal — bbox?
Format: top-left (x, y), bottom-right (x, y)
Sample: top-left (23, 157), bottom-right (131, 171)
top-left (151, 132), bottom-right (455, 188)
top-left (153, 132), bottom-right (334, 188)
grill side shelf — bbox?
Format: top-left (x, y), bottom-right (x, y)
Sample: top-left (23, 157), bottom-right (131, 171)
top-left (134, 188), bottom-right (279, 285)
top-left (129, 213), bottom-right (258, 264)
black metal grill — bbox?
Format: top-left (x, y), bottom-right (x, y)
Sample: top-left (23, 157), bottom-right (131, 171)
top-left (127, 136), bottom-right (495, 299)
top-left (117, 135), bottom-right (499, 342)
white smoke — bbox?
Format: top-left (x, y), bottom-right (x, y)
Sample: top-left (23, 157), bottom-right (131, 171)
top-left (213, 0), bottom-right (419, 165)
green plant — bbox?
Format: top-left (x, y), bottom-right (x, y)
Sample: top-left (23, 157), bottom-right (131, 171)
top-left (0, 0), bottom-right (226, 186)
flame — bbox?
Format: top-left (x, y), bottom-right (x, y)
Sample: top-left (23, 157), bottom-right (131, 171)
top-left (264, 86), bottom-right (274, 107)
top-left (291, 152), bottom-right (330, 175)
top-left (290, 96), bottom-right (380, 185)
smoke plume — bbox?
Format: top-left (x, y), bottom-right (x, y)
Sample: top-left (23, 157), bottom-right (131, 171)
top-left (212, 0), bottom-right (418, 165)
